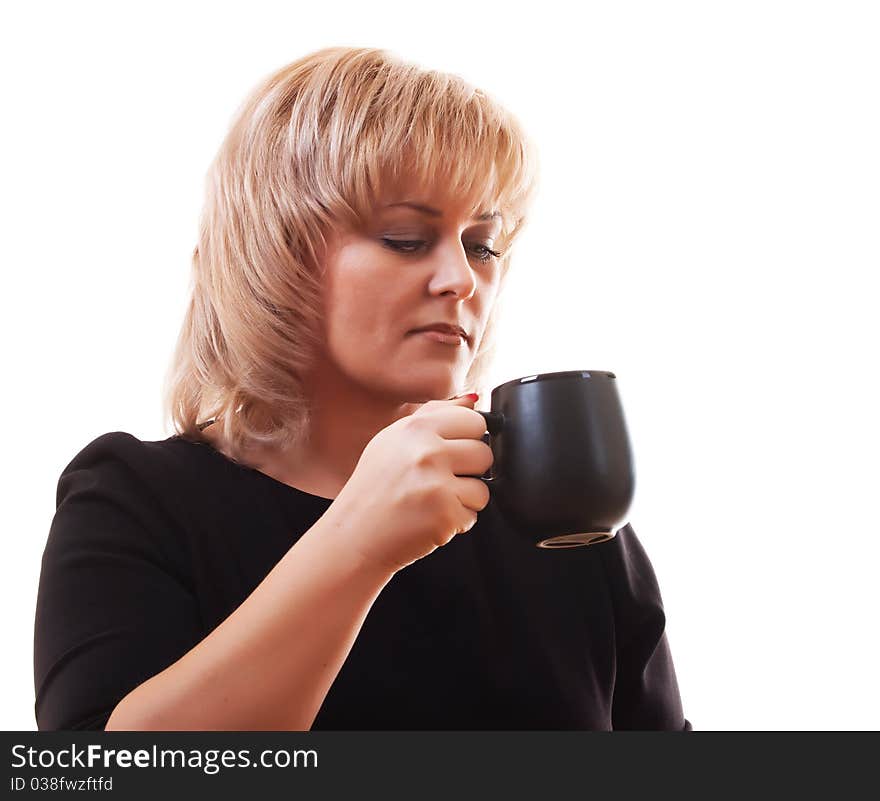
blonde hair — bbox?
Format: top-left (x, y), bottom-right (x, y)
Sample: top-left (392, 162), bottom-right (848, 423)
top-left (162, 46), bottom-right (540, 463)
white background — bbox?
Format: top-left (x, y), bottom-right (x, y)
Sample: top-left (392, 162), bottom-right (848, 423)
top-left (2, 0), bottom-right (877, 731)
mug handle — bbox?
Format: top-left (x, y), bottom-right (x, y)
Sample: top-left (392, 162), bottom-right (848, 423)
top-left (477, 410), bottom-right (504, 436)
top-left (476, 411), bottom-right (505, 483)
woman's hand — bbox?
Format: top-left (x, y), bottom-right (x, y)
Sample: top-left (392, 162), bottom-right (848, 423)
top-left (331, 395), bottom-right (493, 575)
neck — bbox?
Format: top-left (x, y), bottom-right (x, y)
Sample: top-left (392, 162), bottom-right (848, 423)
top-left (242, 368), bottom-right (425, 499)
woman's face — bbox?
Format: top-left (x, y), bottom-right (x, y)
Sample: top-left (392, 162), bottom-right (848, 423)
top-left (315, 188), bottom-right (504, 403)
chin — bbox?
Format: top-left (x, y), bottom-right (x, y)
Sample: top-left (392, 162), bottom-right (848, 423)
top-left (364, 360), bottom-right (472, 404)
top-left (397, 374), bottom-right (464, 404)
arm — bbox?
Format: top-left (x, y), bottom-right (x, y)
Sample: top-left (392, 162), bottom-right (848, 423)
top-left (34, 441), bottom-right (393, 731)
top-left (105, 498), bottom-right (392, 731)
top-left (597, 523), bottom-right (692, 731)
top-left (36, 402), bottom-right (483, 731)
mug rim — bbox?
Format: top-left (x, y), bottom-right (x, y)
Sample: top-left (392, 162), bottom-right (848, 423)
top-left (490, 369), bottom-right (616, 396)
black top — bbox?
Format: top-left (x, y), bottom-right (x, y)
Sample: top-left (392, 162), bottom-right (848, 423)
top-left (33, 431), bottom-right (691, 731)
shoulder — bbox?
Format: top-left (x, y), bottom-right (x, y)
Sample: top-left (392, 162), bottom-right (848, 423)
top-left (593, 522), bottom-right (669, 635)
top-left (59, 430), bottom-right (199, 478)
top-left (596, 523), bottom-right (661, 591)
top-left (58, 430), bottom-right (216, 490)
top-left (54, 431), bottom-right (221, 536)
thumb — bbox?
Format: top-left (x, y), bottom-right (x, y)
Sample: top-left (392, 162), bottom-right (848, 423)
top-left (412, 392), bottom-right (479, 417)
top-left (447, 392), bottom-right (479, 406)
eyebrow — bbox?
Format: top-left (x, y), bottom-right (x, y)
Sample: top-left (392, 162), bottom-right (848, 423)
top-left (384, 202), bottom-right (501, 222)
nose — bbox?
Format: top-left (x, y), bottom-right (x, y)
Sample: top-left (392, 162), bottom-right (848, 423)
top-left (426, 239), bottom-right (477, 300)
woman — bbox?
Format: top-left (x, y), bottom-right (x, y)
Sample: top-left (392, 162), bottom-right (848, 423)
top-left (34, 46), bottom-right (691, 730)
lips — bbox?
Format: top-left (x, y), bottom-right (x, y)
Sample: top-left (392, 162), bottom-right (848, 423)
top-left (410, 323), bottom-right (469, 343)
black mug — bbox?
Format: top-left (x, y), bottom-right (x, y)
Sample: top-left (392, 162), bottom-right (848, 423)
top-left (475, 370), bottom-right (635, 549)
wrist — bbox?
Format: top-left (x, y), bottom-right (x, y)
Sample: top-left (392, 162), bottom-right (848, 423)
top-left (317, 490), bottom-right (399, 584)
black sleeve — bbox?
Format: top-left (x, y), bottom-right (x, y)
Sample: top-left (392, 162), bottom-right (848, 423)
top-left (597, 523), bottom-right (692, 731)
top-left (33, 434), bottom-right (203, 730)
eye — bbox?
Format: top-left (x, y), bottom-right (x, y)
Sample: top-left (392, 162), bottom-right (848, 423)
top-left (471, 244), bottom-right (503, 263)
top-left (382, 238), bottom-right (502, 262)
top-left (381, 239), bottom-right (425, 254)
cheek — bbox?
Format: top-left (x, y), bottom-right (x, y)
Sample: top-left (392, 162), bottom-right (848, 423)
top-left (325, 277), bottom-right (388, 349)
top-left (475, 285), bottom-right (500, 326)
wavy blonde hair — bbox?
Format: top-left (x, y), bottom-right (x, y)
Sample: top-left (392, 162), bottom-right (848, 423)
top-left (162, 46), bottom-right (540, 463)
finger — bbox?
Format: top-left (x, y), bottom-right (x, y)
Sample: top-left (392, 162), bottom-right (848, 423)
top-left (416, 393), bottom-right (478, 412)
top-left (453, 475), bottom-right (491, 514)
top-left (455, 512), bottom-right (480, 536)
top-left (420, 406), bottom-right (488, 441)
top-left (444, 438), bottom-right (494, 478)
